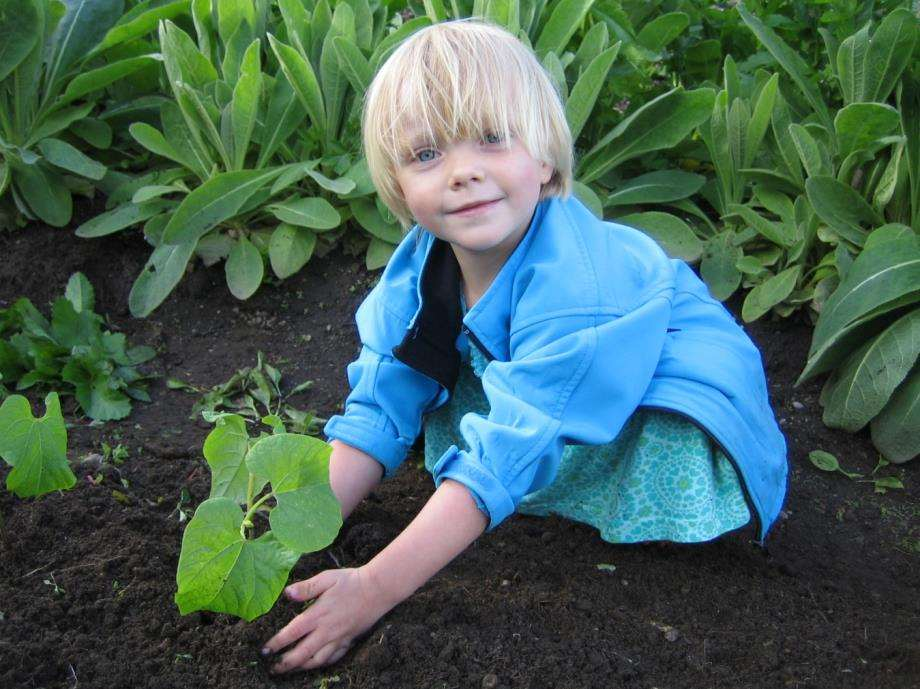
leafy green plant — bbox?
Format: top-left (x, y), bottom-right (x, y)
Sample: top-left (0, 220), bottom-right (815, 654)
top-left (0, 391), bottom-right (76, 497)
top-left (175, 414), bottom-right (341, 620)
top-left (808, 449), bottom-right (905, 492)
top-left (0, 0), bottom-right (181, 229)
top-left (0, 272), bottom-right (156, 420)
top-left (167, 351), bottom-right (322, 433)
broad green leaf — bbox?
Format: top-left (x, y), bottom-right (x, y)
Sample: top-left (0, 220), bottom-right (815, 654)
top-left (245, 433), bottom-right (341, 554)
top-left (161, 168), bottom-right (287, 245)
top-left (76, 200), bottom-right (170, 238)
top-left (92, 0), bottom-right (190, 55)
top-left (319, 7), bottom-right (354, 139)
top-left (203, 413), bottom-right (264, 502)
top-left (808, 450), bottom-right (840, 472)
top-left (61, 357), bottom-right (131, 420)
top-left (268, 34), bottom-right (326, 137)
top-left (801, 233), bottom-right (920, 382)
top-left (700, 231), bottom-right (742, 301)
top-left (572, 180), bottom-right (602, 218)
top-left (349, 198), bottom-right (400, 243)
top-left (872, 143), bottom-right (903, 211)
top-left (606, 170), bottom-right (704, 207)
top-left (572, 22), bottom-right (607, 74)
top-left (65, 272), bottom-right (94, 313)
top-left (535, 0), bottom-right (594, 55)
top-left (0, 0), bottom-right (40, 82)
top-left (900, 75), bottom-right (919, 231)
top-left (256, 71), bottom-right (305, 169)
top-left (230, 40), bottom-right (261, 170)
top-left (38, 137), bottom-right (106, 180)
top-left (566, 44), bottom-right (619, 141)
top-left (26, 102), bottom-right (94, 147)
top-left (744, 73), bottom-right (778, 168)
top-left (837, 23), bottom-right (869, 105)
top-left (159, 20), bottom-right (218, 89)
top-left (332, 36), bottom-right (372, 94)
top-left (225, 236), bottom-right (264, 300)
top-left (269, 224), bottom-right (316, 279)
top-left (369, 17), bottom-right (431, 71)
top-left (269, 196), bottom-right (340, 231)
top-left (788, 124), bottom-right (831, 179)
top-left (863, 8), bottom-right (918, 104)
top-left (741, 266), bottom-right (801, 322)
top-left (834, 103), bottom-right (900, 160)
top-left (175, 498), bottom-right (300, 620)
top-left (57, 54), bottom-right (161, 107)
top-left (161, 100), bottom-right (212, 179)
top-left (133, 185), bottom-right (183, 204)
top-left (736, 3), bottom-right (833, 131)
top-left (806, 176), bottom-right (883, 247)
top-left (635, 12), bottom-right (688, 51)
top-left (175, 83), bottom-right (230, 171)
top-left (10, 160), bottom-right (72, 227)
top-left (365, 237), bottom-right (395, 271)
top-left (870, 369), bottom-right (920, 464)
top-left (579, 88), bottom-right (714, 184)
top-left (753, 186), bottom-right (795, 226)
top-left (770, 94), bottom-right (803, 186)
top-left (422, 0), bottom-right (447, 23)
top-left (0, 393), bottom-right (75, 498)
top-left (822, 310), bottom-right (920, 432)
top-left (739, 168), bottom-right (802, 196)
top-left (43, 0), bottom-right (125, 103)
top-left (129, 239), bottom-right (198, 317)
top-left (616, 212), bottom-right (703, 263)
top-left (70, 117), bottom-right (112, 149)
top-left (725, 203), bottom-right (795, 247)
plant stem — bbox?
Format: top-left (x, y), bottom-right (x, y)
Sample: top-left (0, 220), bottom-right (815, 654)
top-left (239, 491), bottom-right (274, 539)
top-left (245, 473), bottom-right (255, 512)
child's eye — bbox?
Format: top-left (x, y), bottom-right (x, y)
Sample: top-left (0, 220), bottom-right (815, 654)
top-left (483, 132), bottom-right (504, 145)
top-left (414, 148), bottom-right (438, 163)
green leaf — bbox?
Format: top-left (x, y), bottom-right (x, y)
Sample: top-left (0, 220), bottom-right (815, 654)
top-left (870, 368), bottom-right (920, 464)
top-left (572, 180), bottom-right (603, 218)
top-left (0, 393), bottom-right (75, 498)
top-left (129, 122), bottom-right (193, 170)
top-left (834, 103), bottom-right (900, 160)
top-left (76, 200), bottom-right (171, 238)
top-left (10, 159), bottom-right (72, 227)
top-left (65, 272), bottom-right (94, 313)
top-left (616, 212), bottom-right (703, 263)
top-left (256, 72), bottom-right (305, 169)
top-left (821, 310), bottom-right (920, 432)
top-left (57, 54), bottom-right (161, 107)
top-left (245, 434), bottom-right (341, 554)
top-left (230, 39), bottom-right (261, 170)
top-left (801, 232), bottom-right (920, 382)
top-left (268, 196), bottom-right (341, 231)
top-left (37, 137), bottom-right (106, 180)
top-left (159, 20), bottom-right (218, 90)
top-left (0, 0), bottom-right (40, 82)
top-left (741, 266), bottom-right (801, 322)
top-left (225, 235), bottom-right (264, 300)
top-left (566, 44), bottom-right (619, 142)
top-left (129, 240), bottom-right (198, 317)
top-left (365, 237), bottom-right (395, 271)
top-left (61, 357), bottom-right (132, 421)
top-left (736, 3), bottom-right (833, 132)
top-left (349, 198), bottom-right (400, 243)
top-left (837, 23), bottom-right (869, 105)
top-left (744, 73), bottom-right (778, 168)
top-left (788, 124), bottom-right (831, 179)
top-left (267, 34), bottom-right (326, 137)
top-left (700, 231), bottom-right (742, 301)
top-left (579, 88), bottom-right (714, 184)
top-left (319, 3), bottom-right (356, 139)
top-left (332, 36), bottom-right (373, 94)
top-left (806, 176), bottom-right (883, 248)
top-left (808, 449), bottom-right (840, 472)
top-left (269, 223), bottom-right (315, 279)
top-left (161, 168), bottom-right (287, 245)
top-left (203, 413), bottom-right (264, 502)
top-left (635, 12), bottom-right (688, 52)
top-left (175, 498), bottom-right (300, 621)
top-left (725, 203), bottom-right (796, 247)
top-left (92, 0), bottom-right (191, 55)
top-left (604, 170), bottom-right (706, 208)
top-left (862, 8), bottom-right (918, 104)
top-left (369, 17), bottom-right (431, 72)
top-left (70, 117), bottom-right (112, 149)
top-left (535, 0), bottom-right (594, 55)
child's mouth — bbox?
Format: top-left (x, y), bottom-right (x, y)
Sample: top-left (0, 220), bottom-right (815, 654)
top-left (449, 199), bottom-right (501, 215)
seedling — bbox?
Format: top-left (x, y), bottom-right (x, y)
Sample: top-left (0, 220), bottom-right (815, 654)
top-left (174, 414), bottom-right (342, 621)
top-left (168, 352), bottom-right (323, 434)
top-left (808, 450), bottom-right (905, 493)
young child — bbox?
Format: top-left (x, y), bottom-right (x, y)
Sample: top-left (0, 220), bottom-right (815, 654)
top-left (261, 19), bottom-right (787, 673)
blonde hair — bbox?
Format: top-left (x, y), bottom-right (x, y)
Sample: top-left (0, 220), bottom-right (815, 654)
top-left (362, 18), bottom-right (574, 229)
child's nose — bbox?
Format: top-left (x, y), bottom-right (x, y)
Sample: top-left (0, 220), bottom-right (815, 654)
top-left (447, 147), bottom-right (485, 188)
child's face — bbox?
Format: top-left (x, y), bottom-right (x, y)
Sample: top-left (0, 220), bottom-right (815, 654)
top-left (394, 130), bottom-right (553, 259)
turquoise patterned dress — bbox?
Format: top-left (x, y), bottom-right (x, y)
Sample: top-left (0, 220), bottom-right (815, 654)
top-left (423, 307), bottom-right (751, 543)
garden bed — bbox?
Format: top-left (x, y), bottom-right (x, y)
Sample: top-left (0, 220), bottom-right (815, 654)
top-left (1, 215), bottom-right (918, 689)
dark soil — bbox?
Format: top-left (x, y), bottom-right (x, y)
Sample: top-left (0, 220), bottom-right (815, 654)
top-left (1, 210), bottom-right (918, 689)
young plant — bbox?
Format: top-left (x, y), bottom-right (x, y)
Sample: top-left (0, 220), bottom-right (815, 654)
top-left (0, 272), bottom-right (155, 420)
top-left (175, 414), bottom-right (342, 621)
top-left (0, 391), bottom-right (76, 498)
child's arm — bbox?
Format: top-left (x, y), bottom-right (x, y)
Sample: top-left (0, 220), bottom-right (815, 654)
top-left (327, 439), bottom-right (384, 520)
top-left (262, 478), bottom-right (488, 673)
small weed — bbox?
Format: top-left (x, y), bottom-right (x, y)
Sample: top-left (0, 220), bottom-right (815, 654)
top-left (43, 573), bottom-right (65, 596)
top-left (174, 653), bottom-right (193, 664)
top-left (102, 442), bottom-right (129, 465)
top-left (808, 451), bottom-right (905, 493)
top-left (314, 675), bottom-right (342, 688)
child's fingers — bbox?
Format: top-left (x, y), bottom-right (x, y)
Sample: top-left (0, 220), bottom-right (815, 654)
top-left (298, 640), bottom-right (351, 671)
top-left (285, 570), bottom-right (338, 601)
top-left (271, 632), bottom-right (334, 673)
top-left (262, 608), bottom-right (320, 655)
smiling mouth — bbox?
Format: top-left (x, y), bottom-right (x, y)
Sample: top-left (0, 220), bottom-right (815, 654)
top-left (449, 199), bottom-right (502, 214)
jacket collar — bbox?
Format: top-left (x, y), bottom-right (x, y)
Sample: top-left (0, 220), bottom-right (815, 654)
top-left (392, 199), bottom-right (551, 391)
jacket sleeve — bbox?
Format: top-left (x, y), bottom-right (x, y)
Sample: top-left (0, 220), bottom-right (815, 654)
top-left (323, 230), bottom-right (446, 478)
top-left (429, 292), bottom-right (673, 531)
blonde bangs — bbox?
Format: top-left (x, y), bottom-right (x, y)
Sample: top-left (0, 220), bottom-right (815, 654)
top-left (363, 19), bottom-right (573, 228)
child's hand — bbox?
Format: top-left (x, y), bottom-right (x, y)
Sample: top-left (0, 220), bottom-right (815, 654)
top-left (261, 567), bottom-right (396, 673)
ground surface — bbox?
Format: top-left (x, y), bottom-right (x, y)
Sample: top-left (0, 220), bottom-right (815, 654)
top-left (1, 210), bottom-right (918, 689)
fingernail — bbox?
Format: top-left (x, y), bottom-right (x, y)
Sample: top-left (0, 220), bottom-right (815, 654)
top-left (260, 647), bottom-right (272, 657)
top-left (285, 587), bottom-right (298, 600)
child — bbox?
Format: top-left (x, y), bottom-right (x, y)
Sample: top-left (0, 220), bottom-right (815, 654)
top-left (261, 19), bottom-right (787, 673)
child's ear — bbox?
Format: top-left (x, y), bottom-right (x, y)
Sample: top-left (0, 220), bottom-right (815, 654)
top-left (539, 161), bottom-right (554, 185)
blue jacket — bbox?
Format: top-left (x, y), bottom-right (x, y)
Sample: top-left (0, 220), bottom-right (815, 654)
top-left (324, 195), bottom-right (788, 541)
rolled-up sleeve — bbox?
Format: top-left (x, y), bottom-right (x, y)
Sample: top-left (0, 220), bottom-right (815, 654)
top-left (430, 294), bottom-right (673, 531)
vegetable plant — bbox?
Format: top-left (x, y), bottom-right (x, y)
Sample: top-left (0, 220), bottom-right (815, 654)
top-left (175, 414), bottom-right (341, 621)
top-left (0, 391), bottom-right (76, 497)
top-left (0, 272), bottom-right (156, 420)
